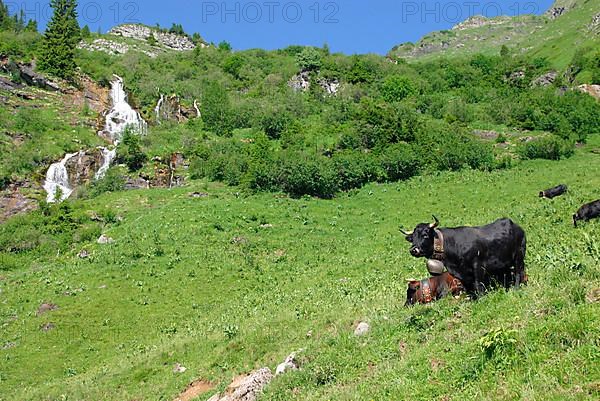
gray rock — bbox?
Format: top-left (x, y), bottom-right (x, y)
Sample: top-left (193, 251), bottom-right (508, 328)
top-left (590, 13), bottom-right (600, 31)
top-left (288, 71), bottom-right (310, 92)
top-left (97, 234), bottom-right (114, 244)
top-left (546, 7), bottom-right (567, 20)
top-left (124, 177), bottom-right (150, 190)
top-left (108, 24), bottom-right (201, 51)
top-left (354, 322), bottom-right (370, 337)
top-left (207, 367), bottom-right (273, 401)
top-left (532, 71), bottom-right (558, 87)
top-left (275, 350), bottom-right (302, 375)
top-left (37, 303), bottom-right (58, 316)
top-left (173, 363), bottom-right (187, 373)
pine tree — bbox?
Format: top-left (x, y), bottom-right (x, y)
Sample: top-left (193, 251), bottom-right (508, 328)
top-left (80, 24), bottom-right (90, 38)
top-left (0, 0), bottom-right (14, 31)
top-left (25, 19), bottom-right (38, 33)
top-left (38, 0), bottom-right (81, 79)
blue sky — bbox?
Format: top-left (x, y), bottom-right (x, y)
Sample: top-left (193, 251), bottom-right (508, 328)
top-left (9, 0), bottom-right (555, 54)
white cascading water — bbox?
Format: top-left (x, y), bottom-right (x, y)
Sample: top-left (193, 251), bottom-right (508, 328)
top-left (94, 147), bottom-right (117, 180)
top-left (43, 152), bottom-right (79, 203)
top-left (155, 94), bottom-right (164, 124)
top-left (44, 75), bottom-right (145, 202)
top-left (104, 74), bottom-right (148, 144)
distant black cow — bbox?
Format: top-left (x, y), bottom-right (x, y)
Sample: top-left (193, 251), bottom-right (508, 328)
top-left (405, 272), bottom-right (464, 306)
top-left (539, 184), bottom-right (568, 199)
top-left (401, 216), bottom-right (526, 297)
top-left (573, 200), bottom-right (600, 227)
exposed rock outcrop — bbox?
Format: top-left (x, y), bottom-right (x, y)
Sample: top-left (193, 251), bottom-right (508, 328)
top-left (288, 71), bottom-right (311, 92)
top-left (289, 72), bottom-right (340, 95)
top-left (0, 57), bottom-right (61, 92)
top-left (155, 94), bottom-right (200, 123)
top-left (207, 368), bottom-right (273, 401)
top-left (452, 15), bottom-right (511, 31)
top-left (78, 38), bottom-right (159, 58)
top-left (0, 187), bottom-right (37, 223)
top-left (546, 7), bottom-right (567, 20)
top-left (577, 84), bottom-right (600, 101)
top-left (590, 13), bottom-right (600, 32)
top-left (532, 71), bottom-right (558, 87)
top-left (108, 24), bottom-right (202, 51)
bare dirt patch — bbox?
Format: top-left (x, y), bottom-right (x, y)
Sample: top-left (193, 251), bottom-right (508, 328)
top-left (173, 379), bottom-right (215, 401)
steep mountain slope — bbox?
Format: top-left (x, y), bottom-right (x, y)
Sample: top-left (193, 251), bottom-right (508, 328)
top-left (389, 0), bottom-right (600, 70)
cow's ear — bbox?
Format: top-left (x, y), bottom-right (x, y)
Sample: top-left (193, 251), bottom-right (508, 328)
top-left (405, 234), bottom-right (413, 242)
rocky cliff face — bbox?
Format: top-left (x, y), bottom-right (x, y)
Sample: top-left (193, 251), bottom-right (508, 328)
top-left (452, 15), bottom-right (512, 31)
top-left (154, 94), bottom-right (200, 123)
top-left (78, 38), bottom-right (158, 58)
top-left (108, 24), bottom-right (202, 51)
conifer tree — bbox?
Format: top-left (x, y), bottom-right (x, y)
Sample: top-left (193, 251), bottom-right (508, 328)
top-left (0, 1), bottom-right (6, 26)
top-left (38, 0), bottom-right (81, 79)
top-left (25, 19), bottom-right (38, 33)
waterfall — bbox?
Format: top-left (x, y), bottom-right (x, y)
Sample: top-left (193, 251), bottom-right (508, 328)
top-left (103, 75), bottom-right (148, 144)
top-left (43, 153), bottom-right (78, 203)
top-left (44, 75), bottom-right (145, 203)
top-left (155, 94), bottom-right (164, 124)
top-left (95, 147), bottom-right (117, 180)
top-left (193, 99), bottom-right (201, 118)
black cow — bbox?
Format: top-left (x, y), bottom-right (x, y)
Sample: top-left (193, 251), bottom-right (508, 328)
top-left (539, 184), bottom-right (568, 199)
top-left (401, 216), bottom-right (526, 297)
top-left (573, 200), bottom-right (600, 227)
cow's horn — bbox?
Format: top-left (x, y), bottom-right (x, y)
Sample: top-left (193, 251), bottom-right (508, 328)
top-left (399, 228), bottom-right (413, 236)
top-left (429, 215), bottom-right (440, 229)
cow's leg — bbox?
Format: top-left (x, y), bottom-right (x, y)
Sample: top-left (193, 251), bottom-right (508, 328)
top-left (514, 236), bottom-right (527, 289)
top-left (473, 261), bottom-right (487, 297)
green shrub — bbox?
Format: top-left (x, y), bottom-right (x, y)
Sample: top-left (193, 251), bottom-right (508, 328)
top-left (379, 143), bottom-right (421, 181)
top-left (118, 129), bottom-right (147, 172)
top-left (260, 110), bottom-right (291, 140)
top-left (89, 167), bottom-right (125, 197)
top-left (279, 153), bottom-right (338, 198)
top-left (332, 150), bottom-right (382, 191)
top-left (296, 47), bottom-right (322, 72)
top-left (381, 75), bottom-right (415, 102)
top-left (517, 135), bottom-right (574, 160)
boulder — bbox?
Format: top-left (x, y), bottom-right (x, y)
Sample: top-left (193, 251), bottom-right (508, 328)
top-left (354, 322), bottom-right (370, 337)
top-left (97, 234), bottom-right (114, 244)
top-left (275, 351), bottom-right (302, 375)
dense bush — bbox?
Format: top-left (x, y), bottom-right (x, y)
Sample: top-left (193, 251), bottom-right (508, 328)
top-left (332, 151), bottom-right (382, 191)
top-left (379, 143), bottom-right (421, 181)
top-left (517, 135), bottom-right (574, 161)
top-left (89, 167), bottom-right (125, 197)
top-left (117, 130), bottom-right (147, 172)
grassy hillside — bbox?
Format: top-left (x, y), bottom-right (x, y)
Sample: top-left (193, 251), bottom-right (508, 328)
top-left (389, 0), bottom-right (600, 72)
top-left (1, 139), bottom-right (599, 401)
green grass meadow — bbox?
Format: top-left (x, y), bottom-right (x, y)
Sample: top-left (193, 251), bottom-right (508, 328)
top-left (1, 141), bottom-right (599, 401)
